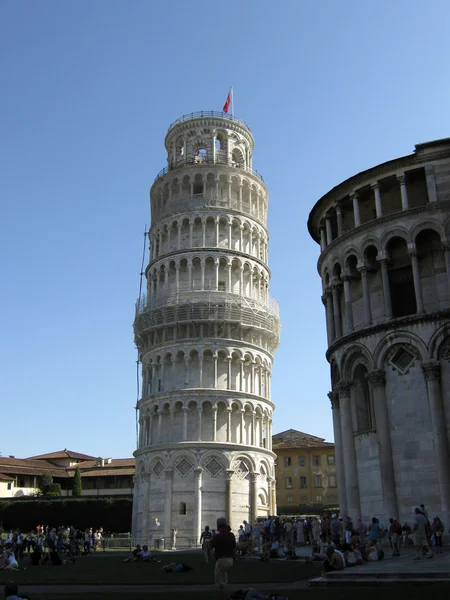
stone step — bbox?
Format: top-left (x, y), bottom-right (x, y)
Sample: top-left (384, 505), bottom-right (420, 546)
top-left (308, 576), bottom-right (450, 587)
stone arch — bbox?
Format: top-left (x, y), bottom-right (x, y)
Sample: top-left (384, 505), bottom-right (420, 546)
top-left (429, 323), bottom-right (450, 361)
top-left (339, 343), bottom-right (373, 380)
top-left (168, 449), bottom-right (197, 472)
top-left (411, 220), bottom-right (446, 243)
top-left (232, 453), bottom-right (256, 474)
top-left (373, 332), bottom-right (429, 370)
top-left (381, 227), bottom-right (410, 251)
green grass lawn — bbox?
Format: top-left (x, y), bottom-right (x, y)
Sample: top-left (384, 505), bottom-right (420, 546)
top-left (0, 550), bottom-right (322, 586)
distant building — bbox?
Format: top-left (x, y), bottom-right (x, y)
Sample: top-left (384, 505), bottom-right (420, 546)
top-left (273, 430), bottom-right (339, 514)
top-left (0, 450), bottom-right (134, 498)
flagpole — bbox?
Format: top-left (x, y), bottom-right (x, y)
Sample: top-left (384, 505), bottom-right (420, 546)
top-left (231, 86), bottom-right (234, 119)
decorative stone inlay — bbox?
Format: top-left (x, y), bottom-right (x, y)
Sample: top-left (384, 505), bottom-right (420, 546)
top-left (153, 460), bottom-right (164, 477)
top-left (235, 460), bottom-right (250, 480)
top-left (388, 345), bottom-right (416, 374)
top-left (175, 458), bottom-right (193, 477)
top-left (205, 457), bottom-right (223, 478)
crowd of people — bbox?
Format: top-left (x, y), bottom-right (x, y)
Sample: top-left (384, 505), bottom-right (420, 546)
top-left (0, 524), bottom-right (105, 570)
top-left (208, 503), bottom-right (446, 572)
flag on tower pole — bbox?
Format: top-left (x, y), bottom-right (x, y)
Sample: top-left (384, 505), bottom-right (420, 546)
top-left (223, 88), bottom-right (231, 114)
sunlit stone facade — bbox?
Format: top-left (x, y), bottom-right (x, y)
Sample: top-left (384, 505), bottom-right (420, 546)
top-left (308, 138), bottom-right (450, 524)
top-left (132, 111), bottom-right (280, 543)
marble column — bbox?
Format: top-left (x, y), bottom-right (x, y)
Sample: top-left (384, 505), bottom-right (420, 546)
top-left (351, 193), bottom-right (361, 227)
top-left (194, 468), bottom-right (203, 546)
top-left (251, 472), bottom-right (259, 523)
top-left (332, 282), bottom-right (343, 338)
top-left (397, 174), bottom-right (409, 210)
top-left (371, 181), bottom-right (382, 218)
top-left (409, 250), bottom-right (424, 313)
top-left (240, 410), bottom-right (245, 444)
top-left (328, 391), bottom-right (348, 518)
top-left (197, 407), bottom-right (203, 441)
top-left (425, 164), bottom-right (438, 203)
top-left (323, 290), bottom-right (335, 345)
top-left (141, 473), bottom-right (150, 545)
top-left (335, 203), bottom-right (343, 237)
top-left (226, 408), bottom-right (232, 442)
top-left (131, 476), bottom-right (139, 539)
top-left (325, 217), bottom-right (333, 245)
top-left (442, 244), bottom-right (450, 296)
top-left (225, 470), bottom-right (234, 526)
top-left (343, 275), bottom-right (354, 332)
top-left (337, 382), bottom-right (361, 521)
top-left (212, 406), bottom-right (218, 441)
top-left (320, 226), bottom-right (327, 252)
top-left (367, 370), bottom-right (398, 521)
top-left (422, 362), bottom-right (450, 524)
top-left (378, 257), bottom-right (393, 319)
top-left (163, 469), bottom-right (173, 540)
top-left (182, 407), bottom-right (188, 440)
top-left (358, 266), bottom-right (372, 325)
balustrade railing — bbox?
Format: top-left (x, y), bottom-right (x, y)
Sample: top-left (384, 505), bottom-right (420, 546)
top-left (154, 156), bottom-right (264, 182)
top-left (167, 110), bottom-right (250, 133)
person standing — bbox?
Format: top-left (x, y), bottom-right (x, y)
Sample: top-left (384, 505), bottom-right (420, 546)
top-left (210, 518), bottom-right (236, 600)
top-left (413, 507), bottom-right (432, 560)
top-left (200, 525), bottom-right (213, 563)
top-left (389, 518), bottom-right (401, 556)
top-left (431, 517), bottom-right (444, 554)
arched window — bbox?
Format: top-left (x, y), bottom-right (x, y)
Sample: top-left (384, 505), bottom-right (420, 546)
top-left (353, 364), bottom-right (372, 432)
top-left (179, 502), bottom-right (186, 515)
top-left (387, 237), bottom-right (416, 317)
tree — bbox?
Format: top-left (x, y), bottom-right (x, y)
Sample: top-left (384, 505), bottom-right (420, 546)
top-left (37, 473), bottom-right (54, 496)
top-left (73, 465), bottom-right (82, 497)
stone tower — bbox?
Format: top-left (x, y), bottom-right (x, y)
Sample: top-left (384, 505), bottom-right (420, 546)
top-left (308, 138), bottom-right (450, 525)
top-left (132, 110), bottom-right (280, 545)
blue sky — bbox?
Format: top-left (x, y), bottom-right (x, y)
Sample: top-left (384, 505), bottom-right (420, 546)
top-left (2, 0), bottom-right (450, 459)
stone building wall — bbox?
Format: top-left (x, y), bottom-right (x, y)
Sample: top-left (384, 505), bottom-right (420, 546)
top-left (308, 138), bottom-right (450, 525)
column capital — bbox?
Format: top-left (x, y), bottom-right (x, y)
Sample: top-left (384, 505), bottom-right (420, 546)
top-left (328, 391), bottom-right (340, 409)
top-left (366, 369), bottom-right (386, 387)
top-left (370, 181), bottom-right (380, 190)
top-left (442, 242), bottom-right (450, 253)
top-left (225, 469), bottom-right (234, 480)
top-left (194, 467), bottom-right (203, 477)
top-left (336, 380), bottom-right (351, 397)
top-left (164, 468), bottom-right (174, 477)
top-left (333, 201), bottom-right (342, 213)
top-left (250, 472), bottom-right (259, 482)
top-left (421, 361), bottom-right (441, 380)
top-left (350, 191), bottom-right (359, 200)
top-left (397, 173), bottom-right (407, 185)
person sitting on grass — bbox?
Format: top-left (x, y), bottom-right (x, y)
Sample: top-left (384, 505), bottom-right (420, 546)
top-left (161, 562), bottom-right (195, 572)
top-left (322, 546), bottom-right (344, 572)
top-left (2, 545), bottom-right (19, 571)
top-left (140, 545), bottom-right (160, 562)
top-left (260, 537), bottom-right (280, 561)
top-left (365, 540), bottom-right (378, 561)
top-left (123, 544), bottom-right (142, 563)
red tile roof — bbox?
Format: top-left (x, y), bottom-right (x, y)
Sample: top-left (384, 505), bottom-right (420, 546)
top-left (27, 450), bottom-right (96, 461)
top-left (0, 457), bottom-right (67, 477)
top-left (0, 473), bottom-right (14, 481)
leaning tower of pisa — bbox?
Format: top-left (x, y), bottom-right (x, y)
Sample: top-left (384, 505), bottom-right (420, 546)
top-left (132, 110), bottom-right (280, 545)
